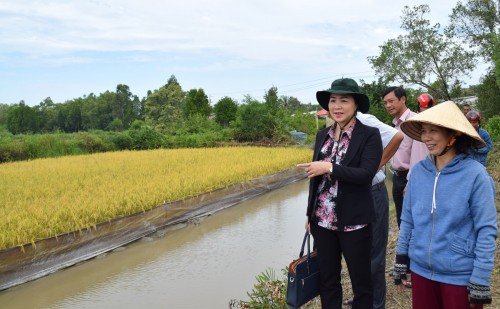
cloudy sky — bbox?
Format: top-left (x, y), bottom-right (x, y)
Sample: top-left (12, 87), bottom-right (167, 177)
top-left (0, 0), bottom-right (488, 106)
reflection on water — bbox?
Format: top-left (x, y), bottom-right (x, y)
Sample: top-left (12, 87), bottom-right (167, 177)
top-left (0, 180), bottom-right (310, 309)
top-left (1, 175), bottom-right (395, 309)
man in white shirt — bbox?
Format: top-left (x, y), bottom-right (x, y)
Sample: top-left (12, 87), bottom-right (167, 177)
top-left (343, 112), bottom-right (403, 309)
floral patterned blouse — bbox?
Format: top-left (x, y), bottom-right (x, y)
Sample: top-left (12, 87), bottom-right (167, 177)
top-left (313, 119), bottom-right (367, 231)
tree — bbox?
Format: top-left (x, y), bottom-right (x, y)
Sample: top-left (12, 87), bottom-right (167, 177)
top-left (264, 86), bottom-right (280, 116)
top-left (34, 97), bottom-right (59, 132)
top-left (232, 88), bottom-right (291, 142)
top-left (288, 107), bottom-right (318, 135)
top-left (114, 84), bottom-right (142, 129)
top-left (58, 98), bottom-right (83, 132)
top-left (143, 75), bottom-right (184, 133)
top-left (213, 96), bottom-right (238, 128)
top-left (474, 70), bottom-right (500, 118)
top-left (263, 87), bottom-right (289, 140)
top-left (0, 104), bottom-right (10, 128)
top-left (183, 88), bottom-right (211, 119)
top-left (81, 92), bottom-right (113, 131)
top-left (280, 95), bottom-right (302, 113)
top-left (446, 0), bottom-right (499, 64)
top-left (447, 0), bottom-right (500, 114)
top-left (7, 101), bottom-right (38, 134)
top-left (359, 78), bottom-right (392, 124)
top-left (108, 118), bottom-right (124, 131)
top-left (368, 5), bottom-right (476, 100)
top-left (232, 101), bottom-right (273, 141)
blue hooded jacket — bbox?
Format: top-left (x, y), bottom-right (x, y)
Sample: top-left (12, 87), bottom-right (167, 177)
top-left (397, 154), bottom-right (497, 286)
top-left (468, 127), bottom-right (493, 166)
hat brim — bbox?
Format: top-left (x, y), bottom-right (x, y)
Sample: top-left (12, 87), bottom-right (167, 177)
top-left (400, 101), bottom-right (486, 149)
top-left (316, 90), bottom-right (370, 113)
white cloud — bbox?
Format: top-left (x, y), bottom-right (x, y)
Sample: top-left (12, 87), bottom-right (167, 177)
top-left (0, 0), bottom-right (485, 105)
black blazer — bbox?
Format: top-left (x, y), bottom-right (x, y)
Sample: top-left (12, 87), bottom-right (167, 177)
top-left (306, 118), bottom-right (383, 228)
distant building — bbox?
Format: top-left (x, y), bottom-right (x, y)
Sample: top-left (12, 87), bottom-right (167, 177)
top-left (315, 109), bottom-right (333, 128)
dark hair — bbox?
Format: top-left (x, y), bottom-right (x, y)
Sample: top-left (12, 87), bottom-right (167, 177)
top-left (446, 128), bottom-right (475, 155)
top-left (382, 86), bottom-right (406, 100)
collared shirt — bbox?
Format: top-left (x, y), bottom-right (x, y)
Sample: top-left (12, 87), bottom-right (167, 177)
top-left (391, 108), bottom-right (428, 179)
top-left (357, 112), bottom-right (398, 185)
top-left (313, 120), bottom-right (367, 231)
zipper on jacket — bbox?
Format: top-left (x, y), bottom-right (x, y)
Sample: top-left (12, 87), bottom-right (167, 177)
top-left (427, 171), bottom-right (441, 273)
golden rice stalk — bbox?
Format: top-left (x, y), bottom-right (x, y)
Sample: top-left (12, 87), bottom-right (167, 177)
top-left (0, 147), bottom-right (311, 250)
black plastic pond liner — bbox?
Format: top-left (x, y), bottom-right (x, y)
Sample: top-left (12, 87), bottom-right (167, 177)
top-left (0, 167), bottom-right (307, 291)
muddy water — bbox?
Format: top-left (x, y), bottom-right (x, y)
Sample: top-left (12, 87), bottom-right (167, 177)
top-left (0, 179), bottom-right (311, 309)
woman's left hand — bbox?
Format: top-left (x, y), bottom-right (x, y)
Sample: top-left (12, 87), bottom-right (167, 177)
top-left (297, 162), bottom-right (332, 178)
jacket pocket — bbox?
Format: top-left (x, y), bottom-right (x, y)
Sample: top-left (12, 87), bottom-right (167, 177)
top-left (449, 234), bottom-right (475, 273)
top-left (451, 234), bottom-right (475, 257)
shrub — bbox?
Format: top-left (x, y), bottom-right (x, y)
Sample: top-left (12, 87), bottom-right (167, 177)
top-left (110, 132), bottom-right (134, 150)
top-left (176, 114), bottom-right (221, 135)
top-left (107, 118), bottom-right (124, 131)
top-left (232, 102), bottom-right (274, 142)
top-left (484, 116), bottom-right (500, 142)
top-left (230, 268), bottom-right (288, 308)
top-left (0, 139), bottom-right (27, 162)
top-left (129, 119), bottom-right (146, 130)
top-left (76, 132), bottom-right (107, 153)
top-left (128, 126), bottom-right (166, 150)
top-left (289, 112), bottom-right (318, 136)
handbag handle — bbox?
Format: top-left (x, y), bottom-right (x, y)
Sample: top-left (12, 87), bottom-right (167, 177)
top-left (299, 231), bottom-right (312, 258)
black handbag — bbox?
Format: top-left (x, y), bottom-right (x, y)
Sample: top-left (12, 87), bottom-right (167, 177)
top-left (286, 231), bottom-right (320, 308)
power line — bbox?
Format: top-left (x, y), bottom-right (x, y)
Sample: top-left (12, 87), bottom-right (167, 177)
top-left (209, 71), bottom-right (377, 98)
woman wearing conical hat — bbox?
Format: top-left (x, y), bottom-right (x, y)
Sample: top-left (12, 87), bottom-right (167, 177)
top-left (393, 101), bottom-right (497, 308)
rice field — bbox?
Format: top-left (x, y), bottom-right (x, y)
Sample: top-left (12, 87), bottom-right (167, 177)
top-left (0, 146), bottom-right (312, 251)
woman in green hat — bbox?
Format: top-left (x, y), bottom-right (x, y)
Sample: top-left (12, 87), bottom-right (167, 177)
top-left (298, 78), bottom-right (382, 308)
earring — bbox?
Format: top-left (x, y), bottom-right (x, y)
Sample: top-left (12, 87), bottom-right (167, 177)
top-left (446, 138), bottom-right (456, 147)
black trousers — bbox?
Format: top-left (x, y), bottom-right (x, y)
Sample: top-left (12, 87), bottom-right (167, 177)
top-left (310, 223), bottom-right (373, 309)
top-left (392, 173), bottom-right (408, 228)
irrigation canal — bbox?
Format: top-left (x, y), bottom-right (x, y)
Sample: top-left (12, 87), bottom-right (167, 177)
top-left (0, 176), bottom-right (394, 309)
top-left (1, 179), bottom-right (310, 308)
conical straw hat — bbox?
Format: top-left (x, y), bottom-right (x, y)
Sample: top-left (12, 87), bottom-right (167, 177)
top-left (400, 101), bottom-right (486, 148)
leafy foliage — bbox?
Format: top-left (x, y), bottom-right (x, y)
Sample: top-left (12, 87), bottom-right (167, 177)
top-left (368, 5), bottom-right (476, 100)
top-left (232, 88), bottom-right (293, 143)
top-left (113, 84), bottom-right (142, 128)
top-left (233, 101), bottom-right (273, 142)
top-left (280, 95), bottom-right (302, 113)
top-left (446, 0), bottom-right (499, 62)
top-left (143, 75), bottom-right (184, 134)
top-left (213, 96), bottom-right (238, 128)
top-left (7, 101), bottom-right (38, 134)
top-left (183, 88), bottom-right (211, 119)
top-left (289, 110), bottom-right (319, 136)
top-left (175, 113), bottom-right (221, 135)
top-left (484, 116), bottom-right (500, 142)
top-left (127, 125), bottom-right (166, 150)
top-left (474, 69), bottom-right (500, 118)
top-left (231, 268), bottom-right (288, 309)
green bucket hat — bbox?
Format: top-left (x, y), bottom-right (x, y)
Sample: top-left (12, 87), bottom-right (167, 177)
top-left (316, 78), bottom-right (370, 113)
